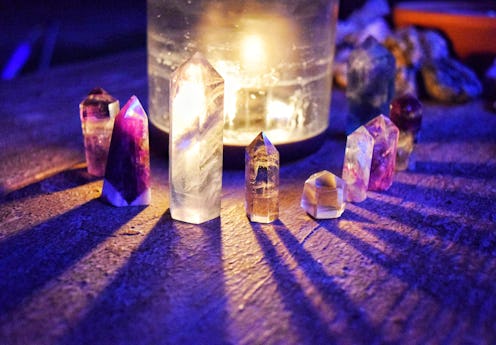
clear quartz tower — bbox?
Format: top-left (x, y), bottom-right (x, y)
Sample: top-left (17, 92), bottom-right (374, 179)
top-left (169, 52), bottom-right (224, 224)
top-left (245, 132), bottom-right (279, 223)
top-left (342, 126), bottom-right (374, 202)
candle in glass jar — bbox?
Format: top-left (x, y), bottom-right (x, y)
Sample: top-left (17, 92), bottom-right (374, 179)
top-left (147, 0), bottom-right (339, 146)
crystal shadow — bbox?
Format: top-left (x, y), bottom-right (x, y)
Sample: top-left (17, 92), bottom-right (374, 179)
top-left (0, 199), bottom-right (145, 318)
top-left (60, 213), bottom-right (230, 345)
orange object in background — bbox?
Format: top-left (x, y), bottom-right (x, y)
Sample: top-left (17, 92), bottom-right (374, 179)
top-left (393, 1), bottom-right (496, 59)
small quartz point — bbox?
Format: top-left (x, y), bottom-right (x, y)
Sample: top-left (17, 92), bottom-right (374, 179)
top-left (169, 52), bottom-right (224, 224)
top-left (245, 132), bottom-right (279, 223)
top-left (364, 114), bottom-right (399, 191)
top-left (101, 96), bottom-right (151, 206)
top-left (342, 126), bottom-right (374, 202)
top-left (79, 87), bottom-right (120, 176)
top-left (390, 94), bottom-right (423, 170)
top-left (346, 36), bottom-right (396, 133)
top-left (301, 170), bottom-right (346, 219)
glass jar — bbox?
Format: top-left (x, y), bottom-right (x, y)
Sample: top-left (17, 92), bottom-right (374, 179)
top-left (147, 0), bottom-right (339, 147)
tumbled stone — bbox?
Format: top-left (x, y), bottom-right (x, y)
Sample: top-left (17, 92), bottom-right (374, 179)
top-left (419, 30), bottom-right (450, 62)
top-left (364, 114), bottom-right (399, 191)
top-left (79, 87), bottom-right (119, 177)
top-left (384, 28), bottom-right (421, 96)
top-left (101, 96), bottom-right (151, 206)
top-left (422, 58), bottom-right (482, 103)
top-left (245, 132), bottom-right (279, 223)
top-left (346, 36), bottom-right (396, 133)
top-left (301, 170), bottom-right (346, 219)
top-left (169, 52), bottom-right (224, 224)
top-left (342, 126), bottom-right (374, 202)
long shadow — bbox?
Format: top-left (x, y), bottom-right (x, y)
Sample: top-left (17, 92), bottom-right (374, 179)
top-left (365, 225), bottom-right (496, 340)
top-left (1, 167), bottom-right (98, 203)
top-left (359, 190), bottom-right (496, 255)
top-left (0, 199), bottom-right (144, 317)
top-left (251, 223), bottom-right (337, 345)
top-left (389, 181), bottom-right (496, 214)
top-left (412, 161), bottom-right (496, 180)
top-left (61, 214), bottom-right (230, 345)
top-left (320, 220), bottom-right (496, 324)
top-left (273, 220), bottom-right (380, 344)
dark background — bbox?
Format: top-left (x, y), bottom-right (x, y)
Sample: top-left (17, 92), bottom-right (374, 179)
top-left (0, 0), bottom-right (469, 78)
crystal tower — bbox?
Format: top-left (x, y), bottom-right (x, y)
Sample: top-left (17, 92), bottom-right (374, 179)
top-left (169, 52), bottom-right (224, 224)
top-left (245, 132), bottom-right (279, 223)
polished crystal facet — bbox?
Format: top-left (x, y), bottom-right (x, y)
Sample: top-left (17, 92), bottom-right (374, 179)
top-left (101, 96), bottom-right (151, 206)
top-left (346, 36), bottom-right (396, 133)
top-left (364, 115), bottom-right (399, 191)
top-left (389, 94), bottom-right (423, 140)
top-left (169, 52), bottom-right (224, 224)
top-left (245, 132), bottom-right (279, 223)
top-left (390, 94), bottom-right (423, 171)
top-left (342, 126), bottom-right (374, 202)
top-left (79, 87), bottom-right (119, 176)
top-left (301, 170), bottom-right (346, 219)
top-left (395, 131), bottom-right (415, 171)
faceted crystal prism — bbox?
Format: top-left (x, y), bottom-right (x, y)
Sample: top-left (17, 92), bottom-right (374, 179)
top-left (390, 94), bottom-right (423, 171)
top-left (342, 126), bottom-right (374, 202)
top-left (301, 170), bottom-right (346, 219)
top-left (169, 52), bottom-right (224, 224)
top-left (245, 132), bottom-right (279, 223)
top-left (101, 96), bottom-right (151, 206)
top-left (364, 115), bottom-right (399, 191)
top-left (346, 36), bottom-right (396, 133)
top-left (395, 131), bottom-right (415, 171)
top-left (79, 87), bottom-right (119, 176)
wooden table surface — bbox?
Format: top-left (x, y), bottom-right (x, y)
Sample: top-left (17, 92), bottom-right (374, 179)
top-left (1, 50), bottom-right (495, 345)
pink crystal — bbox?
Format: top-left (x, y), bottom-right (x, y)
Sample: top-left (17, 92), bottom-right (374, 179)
top-left (342, 126), bottom-right (374, 202)
top-left (101, 96), bottom-right (151, 206)
top-left (245, 132), bottom-right (279, 223)
top-left (301, 170), bottom-right (346, 219)
top-left (365, 114), bottom-right (399, 191)
top-left (79, 88), bottom-right (119, 176)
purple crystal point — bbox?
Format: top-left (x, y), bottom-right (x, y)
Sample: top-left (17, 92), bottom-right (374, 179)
top-left (389, 93), bottom-right (423, 140)
top-left (365, 114), bottom-right (399, 191)
top-left (79, 87), bottom-right (119, 176)
top-left (245, 132), bottom-right (279, 223)
top-left (301, 170), bottom-right (346, 219)
top-left (342, 126), bottom-right (374, 202)
top-left (102, 96), bottom-right (151, 206)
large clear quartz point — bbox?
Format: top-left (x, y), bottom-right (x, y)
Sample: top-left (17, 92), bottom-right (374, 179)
top-left (245, 132), bottom-right (279, 223)
top-left (169, 52), bottom-right (224, 224)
